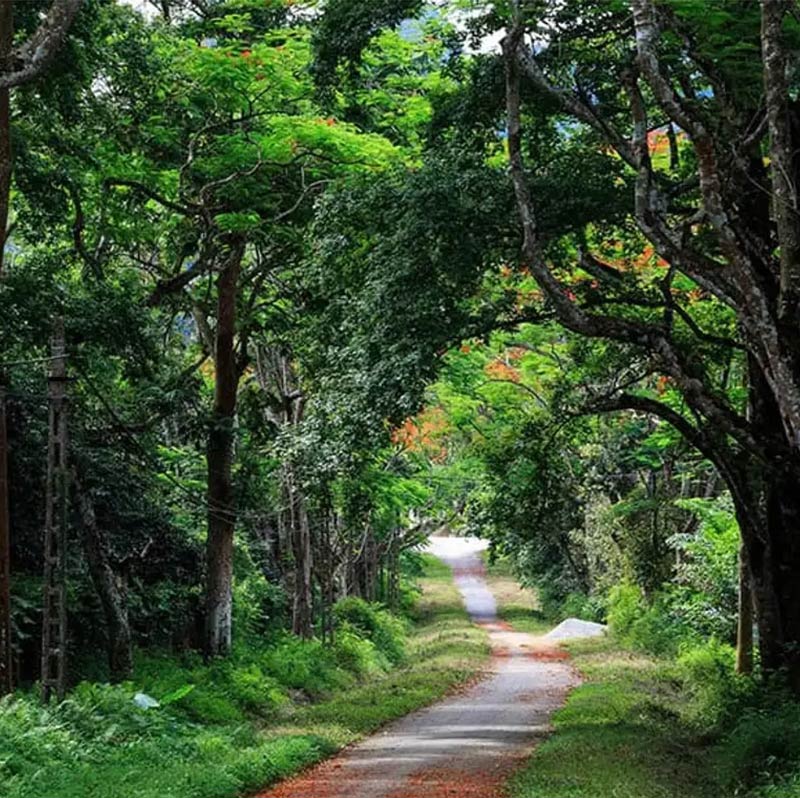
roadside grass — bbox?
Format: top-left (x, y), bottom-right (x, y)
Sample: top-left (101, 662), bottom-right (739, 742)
top-left (483, 554), bottom-right (550, 635)
top-left (1, 555), bottom-right (489, 798)
top-left (294, 555), bottom-right (490, 737)
top-left (507, 636), bottom-right (719, 798)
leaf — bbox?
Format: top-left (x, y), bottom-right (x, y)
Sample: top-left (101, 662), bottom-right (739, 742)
top-left (160, 684), bottom-right (196, 706)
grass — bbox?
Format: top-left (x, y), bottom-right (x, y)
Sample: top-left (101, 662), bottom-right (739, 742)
top-left (508, 637), bottom-right (719, 798)
top-left (483, 554), bottom-right (550, 635)
top-left (480, 556), bottom-right (800, 798)
top-left (480, 565), bottom-right (722, 798)
top-left (0, 555), bottom-right (490, 798)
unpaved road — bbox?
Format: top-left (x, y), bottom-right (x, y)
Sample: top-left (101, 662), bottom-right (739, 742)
top-left (257, 536), bottom-right (578, 798)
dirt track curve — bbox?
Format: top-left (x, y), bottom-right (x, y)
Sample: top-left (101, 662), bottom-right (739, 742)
top-left (256, 536), bottom-right (579, 798)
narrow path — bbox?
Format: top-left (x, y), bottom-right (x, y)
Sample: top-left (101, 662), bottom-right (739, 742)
top-left (257, 536), bottom-right (578, 798)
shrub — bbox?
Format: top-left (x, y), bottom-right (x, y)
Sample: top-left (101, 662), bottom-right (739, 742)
top-left (607, 583), bottom-right (646, 638)
top-left (560, 592), bottom-right (605, 622)
top-left (677, 640), bottom-right (748, 732)
top-left (717, 700), bottom-right (800, 790)
top-left (225, 664), bottom-right (286, 715)
top-left (629, 600), bottom-right (690, 655)
top-left (232, 573), bottom-right (287, 641)
top-left (608, 585), bottom-right (691, 655)
top-left (332, 597), bottom-right (406, 664)
top-left (671, 496), bottom-right (739, 642)
top-left (332, 625), bottom-right (386, 677)
top-left (261, 635), bottom-right (349, 697)
top-left (0, 693), bottom-right (79, 779)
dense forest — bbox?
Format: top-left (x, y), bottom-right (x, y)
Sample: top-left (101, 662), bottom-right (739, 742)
top-left (2, 1), bottom-right (800, 797)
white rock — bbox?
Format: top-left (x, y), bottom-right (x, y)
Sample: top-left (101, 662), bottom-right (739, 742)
top-left (133, 692), bottom-right (160, 709)
top-left (544, 618), bottom-right (607, 640)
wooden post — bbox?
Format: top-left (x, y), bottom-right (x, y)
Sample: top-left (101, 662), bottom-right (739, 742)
top-left (41, 319), bottom-right (68, 702)
top-left (0, 376), bottom-right (12, 694)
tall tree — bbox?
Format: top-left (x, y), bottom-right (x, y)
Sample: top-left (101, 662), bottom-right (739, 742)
top-left (499, 0), bottom-right (800, 686)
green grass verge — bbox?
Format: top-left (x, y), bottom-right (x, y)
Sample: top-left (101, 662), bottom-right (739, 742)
top-left (508, 636), bottom-right (719, 798)
top-left (1, 556), bottom-right (489, 798)
top-left (481, 554), bottom-right (550, 635)
top-left (484, 572), bottom-right (723, 798)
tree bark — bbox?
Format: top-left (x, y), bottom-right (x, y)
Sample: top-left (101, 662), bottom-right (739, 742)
top-left (0, 1), bottom-right (13, 277)
top-left (0, 0), bottom-right (83, 90)
top-left (290, 479), bottom-right (313, 638)
top-left (204, 240), bottom-right (244, 658)
top-left (730, 357), bottom-right (800, 686)
top-left (74, 477), bottom-right (133, 682)
top-left (254, 346), bottom-right (313, 638)
top-left (736, 542), bottom-right (754, 675)
top-left (0, 381), bottom-right (11, 694)
top-left (762, 0), bottom-right (800, 323)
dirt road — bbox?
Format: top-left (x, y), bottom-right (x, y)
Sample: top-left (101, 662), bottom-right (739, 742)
top-left (257, 536), bottom-right (578, 798)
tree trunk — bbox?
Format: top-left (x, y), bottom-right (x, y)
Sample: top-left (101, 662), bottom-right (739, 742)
top-left (290, 472), bottom-right (313, 638)
top-left (736, 542), bottom-right (754, 676)
top-left (0, 1), bottom-right (13, 276)
top-left (75, 478), bottom-right (132, 682)
top-left (0, 381), bottom-right (12, 694)
top-left (387, 531), bottom-right (400, 612)
top-left (734, 362), bottom-right (800, 688)
top-left (204, 240), bottom-right (244, 658)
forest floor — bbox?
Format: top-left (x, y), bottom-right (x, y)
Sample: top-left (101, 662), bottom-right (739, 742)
top-left (257, 536), bottom-right (578, 798)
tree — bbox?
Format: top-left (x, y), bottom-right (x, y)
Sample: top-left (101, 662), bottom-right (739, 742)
top-left (499, 0), bottom-right (800, 685)
top-left (97, 13), bottom-right (400, 655)
top-left (307, 0), bottom-right (800, 684)
top-left (0, 0), bottom-right (85, 273)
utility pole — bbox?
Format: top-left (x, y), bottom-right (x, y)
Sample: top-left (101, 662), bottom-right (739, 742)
top-left (0, 373), bottom-right (11, 695)
top-left (41, 319), bottom-right (68, 702)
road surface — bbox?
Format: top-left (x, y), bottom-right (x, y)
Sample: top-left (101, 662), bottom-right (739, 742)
top-left (258, 536), bottom-right (578, 798)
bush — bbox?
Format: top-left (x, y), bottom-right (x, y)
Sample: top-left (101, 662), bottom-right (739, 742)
top-left (0, 693), bottom-right (79, 780)
top-left (332, 597), bottom-right (406, 664)
top-left (607, 583), bottom-right (646, 638)
top-left (677, 640), bottom-right (748, 732)
top-left (754, 769), bottom-right (800, 797)
top-left (671, 497), bottom-right (740, 642)
top-left (232, 573), bottom-right (287, 641)
top-left (332, 625), bottom-right (386, 677)
top-left (134, 650), bottom-right (288, 724)
top-left (717, 700), bottom-right (800, 790)
top-left (561, 592), bottom-right (605, 622)
top-left (608, 585), bottom-right (691, 655)
top-left (260, 635), bottom-right (349, 697)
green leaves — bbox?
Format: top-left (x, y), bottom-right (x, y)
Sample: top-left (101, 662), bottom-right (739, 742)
top-left (214, 212), bottom-right (262, 233)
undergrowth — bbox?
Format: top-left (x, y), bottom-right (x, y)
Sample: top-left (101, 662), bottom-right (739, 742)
top-left (506, 598), bottom-right (800, 798)
top-left (0, 554), bottom-right (489, 798)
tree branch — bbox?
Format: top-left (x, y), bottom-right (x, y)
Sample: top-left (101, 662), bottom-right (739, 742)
top-left (0, 0), bottom-right (84, 89)
top-left (104, 178), bottom-right (200, 217)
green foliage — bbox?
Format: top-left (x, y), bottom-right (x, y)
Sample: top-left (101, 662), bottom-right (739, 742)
top-left (333, 597), bottom-right (407, 664)
top-left (677, 640), bottom-right (748, 733)
top-left (607, 583), bottom-right (646, 637)
top-left (607, 584), bottom-right (687, 655)
top-left (259, 635), bottom-right (352, 698)
top-left (670, 497), bottom-right (740, 642)
top-left (717, 701), bottom-right (800, 792)
top-left (0, 556), bottom-right (489, 798)
top-left (331, 626), bottom-right (385, 677)
top-left (232, 571), bottom-right (287, 641)
top-left (312, 0), bottom-right (424, 87)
